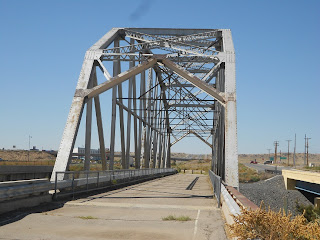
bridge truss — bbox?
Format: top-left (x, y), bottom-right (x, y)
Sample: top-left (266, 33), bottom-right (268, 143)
top-left (51, 28), bottom-right (239, 188)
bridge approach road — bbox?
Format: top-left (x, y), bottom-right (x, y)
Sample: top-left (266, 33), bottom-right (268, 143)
top-left (0, 174), bottom-right (227, 240)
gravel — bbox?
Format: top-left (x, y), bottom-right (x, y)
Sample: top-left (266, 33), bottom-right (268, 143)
top-left (240, 175), bottom-right (312, 216)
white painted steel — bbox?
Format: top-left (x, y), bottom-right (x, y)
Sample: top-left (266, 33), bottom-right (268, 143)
top-left (221, 183), bottom-right (241, 215)
top-left (52, 28), bottom-right (238, 189)
top-left (50, 57), bottom-right (94, 181)
top-left (223, 30), bottom-right (239, 189)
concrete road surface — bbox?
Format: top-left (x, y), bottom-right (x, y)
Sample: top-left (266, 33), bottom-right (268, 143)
top-left (0, 174), bottom-right (227, 240)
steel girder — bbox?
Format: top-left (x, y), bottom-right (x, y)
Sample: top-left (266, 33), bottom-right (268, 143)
top-left (51, 28), bottom-right (238, 188)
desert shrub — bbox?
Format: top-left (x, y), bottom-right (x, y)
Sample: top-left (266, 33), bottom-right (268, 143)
top-left (228, 206), bottom-right (320, 240)
top-left (250, 176), bottom-right (260, 182)
top-left (175, 166), bottom-right (181, 172)
top-left (296, 201), bottom-right (320, 222)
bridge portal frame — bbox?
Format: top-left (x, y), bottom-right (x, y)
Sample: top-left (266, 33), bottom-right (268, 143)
top-left (51, 28), bottom-right (239, 188)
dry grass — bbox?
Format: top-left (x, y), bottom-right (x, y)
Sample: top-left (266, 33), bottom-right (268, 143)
top-left (174, 158), bottom-right (211, 173)
top-left (0, 150), bottom-right (55, 161)
top-left (228, 206), bottom-right (320, 240)
top-left (0, 160), bottom-right (55, 166)
top-left (239, 163), bottom-right (274, 183)
top-left (303, 166), bottom-right (320, 172)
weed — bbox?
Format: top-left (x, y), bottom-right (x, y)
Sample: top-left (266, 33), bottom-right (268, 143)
top-left (162, 215), bottom-right (191, 221)
top-left (76, 216), bottom-right (98, 220)
top-left (296, 201), bottom-right (320, 222)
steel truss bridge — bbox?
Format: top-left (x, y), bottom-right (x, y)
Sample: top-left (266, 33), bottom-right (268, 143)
top-left (51, 28), bottom-right (239, 188)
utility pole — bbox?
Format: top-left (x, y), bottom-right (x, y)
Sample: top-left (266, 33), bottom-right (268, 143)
top-left (280, 150), bottom-right (282, 163)
top-left (286, 140), bottom-right (292, 165)
top-left (306, 136), bottom-right (311, 166)
top-left (267, 148), bottom-right (272, 159)
top-left (28, 135), bottom-right (32, 162)
top-left (304, 134), bottom-right (306, 165)
top-left (293, 134), bottom-right (296, 167)
top-left (274, 141), bottom-right (279, 164)
top-left (304, 135), bottom-right (311, 166)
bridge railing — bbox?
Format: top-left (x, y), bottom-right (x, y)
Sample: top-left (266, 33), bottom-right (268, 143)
top-left (54, 168), bottom-right (176, 200)
top-left (209, 170), bottom-right (221, 208)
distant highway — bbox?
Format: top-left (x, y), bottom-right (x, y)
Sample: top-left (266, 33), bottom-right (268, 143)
top-left (244, 163), bottom-right (292, 173)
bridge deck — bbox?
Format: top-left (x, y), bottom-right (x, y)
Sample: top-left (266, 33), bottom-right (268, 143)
top-left (0, 174), bottom-right (227, 240)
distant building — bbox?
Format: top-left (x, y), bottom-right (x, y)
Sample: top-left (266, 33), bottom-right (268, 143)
top-left (73, 147), bottom-right (110, 161)
top-left (73, 147), bottom-right (100, 155)
top-left (30, 146), bottom-right (39, 151)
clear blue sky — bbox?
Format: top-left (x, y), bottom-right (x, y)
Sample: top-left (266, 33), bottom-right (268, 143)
top-left (0, 0), bottom-right (319, 154)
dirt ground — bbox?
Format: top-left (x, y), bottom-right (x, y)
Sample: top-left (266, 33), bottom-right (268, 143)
top-left (0, 150), bottom-right (55, 161)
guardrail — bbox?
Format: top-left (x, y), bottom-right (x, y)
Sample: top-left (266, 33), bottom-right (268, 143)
top-left (208, 170), bottom-right (221, 208)
top-left (0, 179), bottom-right (52, 202)
top-left (0, 168), bottom-right (176, 214)
top-left (221, 184), bottom-right (241, 215)
top-left (0, 178), bottom-right (53, 214)
top-left (208, 170), bottom-right (258, 226)
top-left (53, 168), bottom-right (176, 200)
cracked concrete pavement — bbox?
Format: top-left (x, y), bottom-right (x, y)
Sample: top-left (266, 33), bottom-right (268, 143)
top-left (0, 174), bottom-right (227, 240)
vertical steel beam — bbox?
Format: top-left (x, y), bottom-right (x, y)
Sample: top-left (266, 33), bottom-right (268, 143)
top-left (136, 72), bottom-right (144, 168)
top-left (118, 83), bottom-right (126, 168)
top-left (132, 39), bottom-right (139, 169)
top-left (125, 43), bottom-right (134, 168)
top-left (156, 133), bottom-right (162, 168)
top-left (212, 109), bottom-right (217, 174)
top-left (161, 133), bottom-right (167, 168)
top-left (151, 83), bottom-right (159, 168)
top-left (84, 76), bottom-right (93, 171)
top-left (211, 131), bottom-right (215, 171)
top-left (109, 40), bottom-right (121, 170)
top-left (166, 133), bottom-right (171, 168)
top-left (220, 107), bottom-right (225, 178)
top-left (156, 102), bottom-right (163, 168)
top-left (223, 29), bottom-right (239, 189)
top-left (113, 39), bottom-right (126, 169)
top-left (109, 86), bottom-right (117, 170)
top-left (92, 68), bottom-right (107, 170)
top-left (140, 71), bottom-right (147, 168)
top-left (144, 68), bottom-right (153, 168)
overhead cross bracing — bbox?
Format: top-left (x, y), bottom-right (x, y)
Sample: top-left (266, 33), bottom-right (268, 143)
top-left (51, 28), bottom-right (239, 188)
